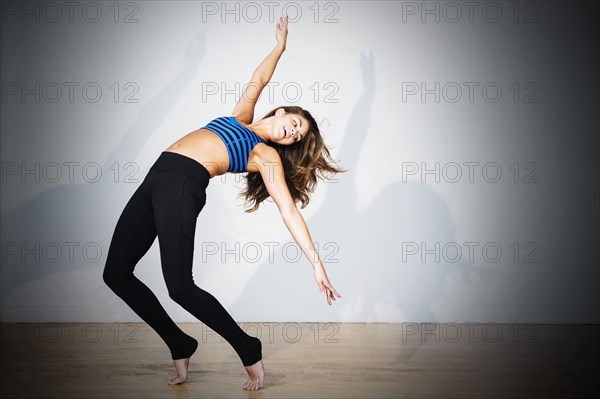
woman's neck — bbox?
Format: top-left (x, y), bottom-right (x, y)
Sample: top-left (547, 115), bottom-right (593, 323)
top-left (248, 116), bottom-right (273, 142)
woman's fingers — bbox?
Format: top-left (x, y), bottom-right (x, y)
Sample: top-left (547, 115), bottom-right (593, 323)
top-left (318, 279), bottom-right (341, 305)
top-left (324, 286), bottom-right (335, 301)
top-left (328, 291), bottom-right (337, 303)
top-left (325, 282), bottom-right (341, 298)
top-left (319, 284), bottom-right (331, 304)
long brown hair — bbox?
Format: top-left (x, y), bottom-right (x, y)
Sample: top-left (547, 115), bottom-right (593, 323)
top-left (239, 106), bottom-right (346, 213)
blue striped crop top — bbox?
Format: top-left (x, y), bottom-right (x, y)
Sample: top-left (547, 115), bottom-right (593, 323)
top-left (201, 116), bottom-right (266, 173)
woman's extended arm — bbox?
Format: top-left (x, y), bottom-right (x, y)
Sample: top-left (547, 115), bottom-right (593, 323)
top-left (232, 16), bottom-right (288, 123)
top-left (256, 145), bottom-right (342, 305)
top-left (282, 208), bottom-right (342, 305)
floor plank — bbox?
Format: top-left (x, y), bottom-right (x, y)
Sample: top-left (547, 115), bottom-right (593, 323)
top-left (1, 322), bottom-right (598, 398)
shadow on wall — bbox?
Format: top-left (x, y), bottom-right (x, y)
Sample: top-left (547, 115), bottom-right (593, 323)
top-left (227, 50), bottom-right (494, 324)
top-left (0, 32), bottom-right (210, 316)
top-left (1, 41), bottom-right (491, 325)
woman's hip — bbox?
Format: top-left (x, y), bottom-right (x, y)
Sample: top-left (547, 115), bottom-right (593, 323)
top-left (150, 151), bottom-right (211, 190)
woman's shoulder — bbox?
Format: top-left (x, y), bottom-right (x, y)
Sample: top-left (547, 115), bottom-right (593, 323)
top-left (230, 113), bottom-right (252, 125)
top-left (248, 142), bottom-right (280, 173)
top-left (253, 142), bottom-right (279, 159)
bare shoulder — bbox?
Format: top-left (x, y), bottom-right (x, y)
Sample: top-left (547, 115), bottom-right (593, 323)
top-left (247, 142), bottom-right (296, 215)
top-left (247, 143), bottom-right (280, 173)
top-left (231, 112), bottom-right (252, 125)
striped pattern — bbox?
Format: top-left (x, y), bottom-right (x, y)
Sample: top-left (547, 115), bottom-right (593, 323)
top-left (202, 116), bottom-right (266, 173)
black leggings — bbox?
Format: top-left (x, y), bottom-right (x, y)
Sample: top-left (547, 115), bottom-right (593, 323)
top-left (102, 151), bottom-right (262, 366)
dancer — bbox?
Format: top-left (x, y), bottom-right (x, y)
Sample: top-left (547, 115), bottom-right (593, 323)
top-left (103, 15), bottom-right (343, 391)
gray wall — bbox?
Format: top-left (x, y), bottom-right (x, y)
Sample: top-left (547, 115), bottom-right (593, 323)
top-left (1, 1), bottom-right (598, 323)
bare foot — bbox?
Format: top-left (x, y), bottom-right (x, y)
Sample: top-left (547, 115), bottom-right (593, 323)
top-left (166, 357), bottom-right (190, 385)
top-left (243, 359), bottom-right (265, 390)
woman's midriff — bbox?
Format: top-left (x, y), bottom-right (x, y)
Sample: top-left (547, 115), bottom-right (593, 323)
top-left (164, 128), bottom-right (230, 178)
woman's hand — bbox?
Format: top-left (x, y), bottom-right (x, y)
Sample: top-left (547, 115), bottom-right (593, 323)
top-left (275, 15), bottom-right (288, 51)
top-left (314, 264), bottom-right (342, 305)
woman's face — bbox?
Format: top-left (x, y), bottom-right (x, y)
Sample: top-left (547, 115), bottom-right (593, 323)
top-left (271, 108), bottom-right (309, 145)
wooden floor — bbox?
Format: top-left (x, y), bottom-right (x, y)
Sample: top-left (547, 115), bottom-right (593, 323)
top-left (1, 322), bottom-right (598, 398)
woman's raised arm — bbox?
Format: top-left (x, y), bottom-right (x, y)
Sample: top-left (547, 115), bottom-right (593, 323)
top-left (232, 15), bottom-right (289, 124)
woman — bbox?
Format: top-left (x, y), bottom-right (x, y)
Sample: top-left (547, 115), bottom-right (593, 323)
top-left (103, 15), bottom-right (343, 391)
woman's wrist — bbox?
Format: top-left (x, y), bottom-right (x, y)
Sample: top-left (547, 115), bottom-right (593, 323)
top-left (307, 244), bottom-right (323, 270)
top-left (312, 259), bottom-right (325, 271)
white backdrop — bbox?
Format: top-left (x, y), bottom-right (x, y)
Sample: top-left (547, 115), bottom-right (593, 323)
top-left (1, 1), bottom-right (598, 323)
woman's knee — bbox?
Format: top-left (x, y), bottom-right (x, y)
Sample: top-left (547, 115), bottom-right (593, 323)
top-left (102, 259), bottom-right (127, 289)
top-left (167, 282), bottom-right (200, 305)
top-left (102, 263), bottom-right (117, 288)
